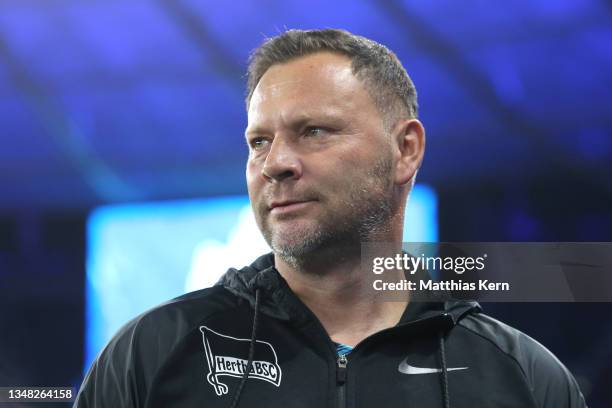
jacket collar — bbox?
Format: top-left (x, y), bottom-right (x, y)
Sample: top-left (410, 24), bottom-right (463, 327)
top-left (216, 252), bottom-right (481, 328)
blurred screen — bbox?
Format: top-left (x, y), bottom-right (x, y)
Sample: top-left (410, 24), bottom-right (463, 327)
top-left (85, 185), bottom-right (437, 372)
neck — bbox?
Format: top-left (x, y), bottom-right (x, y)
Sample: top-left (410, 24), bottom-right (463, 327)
top-left (274, 238), bottom-right (408, 348)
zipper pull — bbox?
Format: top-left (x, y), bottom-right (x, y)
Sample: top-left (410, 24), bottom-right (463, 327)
top-left (336, 354), bottom-right (348, 384)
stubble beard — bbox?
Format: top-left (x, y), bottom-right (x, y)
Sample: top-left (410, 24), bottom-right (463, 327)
top-left (258, 156), bottom-right (395, 269)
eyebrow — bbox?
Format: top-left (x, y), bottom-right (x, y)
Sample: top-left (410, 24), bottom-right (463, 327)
top-left (245, 112), bottom-right (345, 139)
top-left (244, 126), bottom-right (270, 143)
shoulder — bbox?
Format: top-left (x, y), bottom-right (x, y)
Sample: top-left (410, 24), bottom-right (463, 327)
top-left (75, 285), bottom-right (238, 407)
top-left (117, 285), bottom-right (237, 356)
top-left (136, 285), bottom-right (238, 332)
top-left (457, 312), bottom-right (587, 408)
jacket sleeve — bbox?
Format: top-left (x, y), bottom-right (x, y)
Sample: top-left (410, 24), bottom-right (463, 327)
top-left (73, 288), bottom-right (229, 408)
top-left (73, 297), bottom-right (205, 408)
top-left (73, 319), bottom-right (143, 408)
top-left (520, 332), bottom-right (588, 408)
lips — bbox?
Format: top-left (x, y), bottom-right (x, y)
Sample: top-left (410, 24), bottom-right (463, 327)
top-left (269, 200), bottom-right (310, 209)
top-left (268, 200), bottom-right (315, 215)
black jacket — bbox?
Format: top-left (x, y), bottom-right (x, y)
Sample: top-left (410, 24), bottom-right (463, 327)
top-left (75, 253), bottom-right (587, 408)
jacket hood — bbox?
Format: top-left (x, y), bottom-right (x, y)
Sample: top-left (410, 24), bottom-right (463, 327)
top-left (217, 252), bottom-right (481, 328)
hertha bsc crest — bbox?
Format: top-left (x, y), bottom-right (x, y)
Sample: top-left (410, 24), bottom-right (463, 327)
top-left (199, 326), bottom-right (282, 396)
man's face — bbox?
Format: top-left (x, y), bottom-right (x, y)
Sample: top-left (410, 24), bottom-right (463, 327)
top-left (246, 52), bottom-right (397, 262)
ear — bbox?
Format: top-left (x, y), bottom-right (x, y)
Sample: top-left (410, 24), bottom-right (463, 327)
top-left (392, 119), bottom-right (425, 186)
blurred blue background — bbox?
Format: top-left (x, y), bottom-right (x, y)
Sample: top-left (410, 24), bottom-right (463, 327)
top-left (0, 0), bottom-right (611, 406)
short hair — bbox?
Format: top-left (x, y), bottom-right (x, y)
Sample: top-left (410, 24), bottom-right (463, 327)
top-left (245, 29), bottom-right (419, 130)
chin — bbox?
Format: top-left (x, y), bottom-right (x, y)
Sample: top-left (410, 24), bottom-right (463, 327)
top-left (270, 225), bottom-right (324, 255)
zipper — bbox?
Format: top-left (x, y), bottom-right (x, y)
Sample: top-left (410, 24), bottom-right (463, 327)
top-left (274, 273), bottom-right (455, 406)
top-left (336, 354), bottom-right (347, 408)
top-left (331, 314), bottom-right (451, 408)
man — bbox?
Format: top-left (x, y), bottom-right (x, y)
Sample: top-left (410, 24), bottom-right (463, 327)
top-left (75, 29), bottom-right (586, 407)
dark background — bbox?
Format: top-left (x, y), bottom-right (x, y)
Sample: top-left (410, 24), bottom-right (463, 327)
top-left (0, 0), bottom-right (611, 406)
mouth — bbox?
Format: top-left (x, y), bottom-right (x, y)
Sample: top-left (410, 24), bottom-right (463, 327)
top-left (268, 200), bottom-right (315, 215)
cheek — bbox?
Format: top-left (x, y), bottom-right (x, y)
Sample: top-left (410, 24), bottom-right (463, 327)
top-left (325, 148), bottom-right (391, 189)
top-left (246, 162), bottom-right (262, 197)
top-left (318, 145), bottom-right (373, 180)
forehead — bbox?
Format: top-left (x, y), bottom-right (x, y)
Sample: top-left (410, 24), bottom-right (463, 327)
top-left (248, 52), bottom-right (378, 123)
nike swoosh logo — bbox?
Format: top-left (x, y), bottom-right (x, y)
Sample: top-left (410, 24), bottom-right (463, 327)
top-left (398, 358), bottom-right (468, 375)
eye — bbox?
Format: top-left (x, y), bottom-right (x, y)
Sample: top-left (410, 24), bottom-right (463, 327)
top-left (304, 127), bottom-right (328, 137)
top-left (249, 137), bottom-right (270, 150)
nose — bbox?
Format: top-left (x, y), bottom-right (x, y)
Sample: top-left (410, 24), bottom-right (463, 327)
top-left (262, 137), bottom-right (302, 182)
